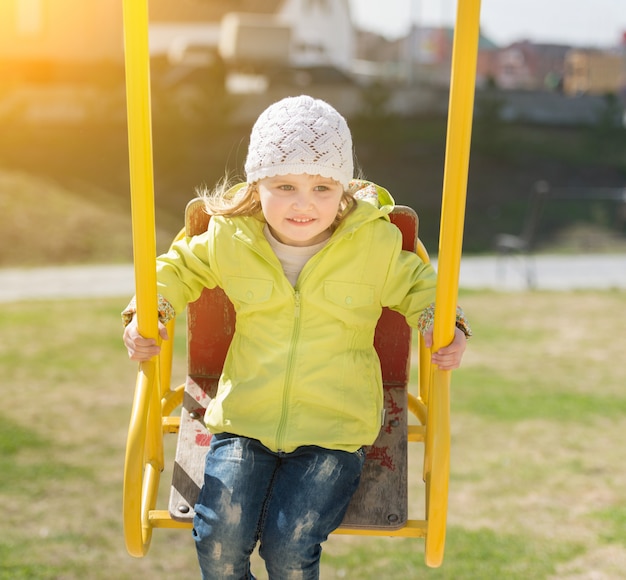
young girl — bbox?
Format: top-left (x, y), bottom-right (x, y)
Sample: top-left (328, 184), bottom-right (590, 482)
top-left (123, 95), bottom-right (470, 580)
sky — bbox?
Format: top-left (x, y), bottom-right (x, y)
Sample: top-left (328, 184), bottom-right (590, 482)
top-left (349, 0), bottom-right (626, 48)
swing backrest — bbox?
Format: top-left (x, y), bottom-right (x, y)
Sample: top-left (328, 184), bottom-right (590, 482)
top-left (169, 198), bottom-right (418, 530)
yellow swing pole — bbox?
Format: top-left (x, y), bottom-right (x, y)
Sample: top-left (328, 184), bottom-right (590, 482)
top-left (121, 0), bottom-right (162, 557)
top-left (425, 0), bottom-right (481, 568)
top-left (122, 0), bottom-right (156, 326)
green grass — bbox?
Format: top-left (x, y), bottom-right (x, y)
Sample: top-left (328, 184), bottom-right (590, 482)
top-left (453, 367), bottom-right (626, 421)
top-left (1, 292), bottom-right (626, 578)
top-left (0, 416), bottom-right (89, 495)
top-left (595, 506), bottom-right (626, 545)
top-left (324, 527), bottom-right (583, 579)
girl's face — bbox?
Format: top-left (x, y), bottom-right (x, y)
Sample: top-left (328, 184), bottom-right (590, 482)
top-left (256, 174), bottom-right (344, 247)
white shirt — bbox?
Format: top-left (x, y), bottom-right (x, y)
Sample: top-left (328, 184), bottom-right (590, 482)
top-left (264, 224), bottom-right (329, 286)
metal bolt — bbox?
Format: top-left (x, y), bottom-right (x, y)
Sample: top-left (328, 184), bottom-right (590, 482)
top-left (178, 504), bottom-right (190, 514)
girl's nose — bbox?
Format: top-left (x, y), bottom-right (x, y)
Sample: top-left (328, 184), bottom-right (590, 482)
top-left (292, 190), bottom-right (312, 209)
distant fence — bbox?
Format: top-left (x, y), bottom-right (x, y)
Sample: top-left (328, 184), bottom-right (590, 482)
top-left (1, 73), bottom-right (620, 127)
top-left (227, 86), bottom-right (620, 126)
top-left (495, 181), bottom-right (626, 287)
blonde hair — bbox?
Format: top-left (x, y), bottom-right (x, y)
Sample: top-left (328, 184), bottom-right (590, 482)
top-left (199, 177), bottom-right (260, 217)
top-left (199, 174), bottom-right (360, 230)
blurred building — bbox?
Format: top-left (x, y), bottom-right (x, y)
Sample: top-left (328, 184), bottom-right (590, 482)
top-left (0, 0), bottom-right (354, 84)
top-left (0, 2), bottom-right (624, 124)
top-left (0, 0), bottom-right (356, 121)
top-left (148, 0), bottom-right (354, 87)
top-left (563, 49), bottom-right (625, 96)
top-left (493, 42), bottom-right (570, 91)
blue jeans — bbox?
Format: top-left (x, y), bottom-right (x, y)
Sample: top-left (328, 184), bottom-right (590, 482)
top-left (192, 433), bottom-right (366, 580)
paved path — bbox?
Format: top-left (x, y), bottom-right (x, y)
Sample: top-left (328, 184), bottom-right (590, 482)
top-left (454, 253), bottom-right (626, 291)
top-left (1, 255), bottom-right (625, 303)
top-left (0, 264), bottom-right (136, 303)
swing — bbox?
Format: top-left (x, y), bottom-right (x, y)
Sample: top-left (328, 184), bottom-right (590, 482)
top-left (122, 0), bottom-right (481, 568)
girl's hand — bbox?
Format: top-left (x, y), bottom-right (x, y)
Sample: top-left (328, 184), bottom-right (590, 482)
top-left (123, 315), bottom-right (169, 362)
top-left (423, 326), bottom-right (467, 371)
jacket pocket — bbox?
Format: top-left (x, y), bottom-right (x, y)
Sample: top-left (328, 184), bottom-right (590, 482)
top-left (225, 277), bottom-right (274, 305)
top-left (324, 281), bottom-right (375, 309)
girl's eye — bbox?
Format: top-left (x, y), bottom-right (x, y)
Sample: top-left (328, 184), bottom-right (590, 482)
top-left (277, 184), bottom-right (295, 191)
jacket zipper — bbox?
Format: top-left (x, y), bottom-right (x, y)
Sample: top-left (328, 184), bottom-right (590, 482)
top-left (275, 290), bottom-right (301, 451)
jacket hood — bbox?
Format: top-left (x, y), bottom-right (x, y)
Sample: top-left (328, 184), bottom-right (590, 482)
top-left (334, 180), bottom-right (395, 238)
top-left (333, 179), bottom-right (394, 239)
top-left (350, 179), bottom-right (395, 211)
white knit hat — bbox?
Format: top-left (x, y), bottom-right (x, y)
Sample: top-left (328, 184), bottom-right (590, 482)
top-left (244, 95), bottom-right (354, 189)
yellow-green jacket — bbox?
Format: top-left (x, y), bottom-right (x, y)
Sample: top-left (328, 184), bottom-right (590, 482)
top-left (155, 183), bottom-right (437, 453)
